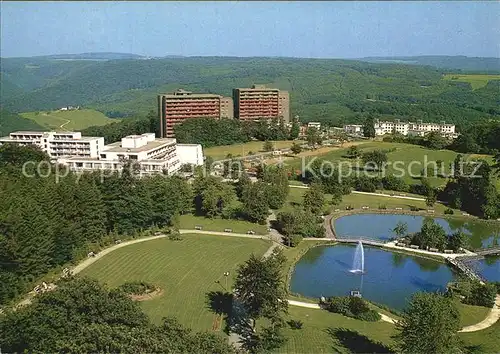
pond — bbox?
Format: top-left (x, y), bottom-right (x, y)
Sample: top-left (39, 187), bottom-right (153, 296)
top-left (290, 245), bottom-right (456, 311)
top-left (333, 213), bottom-right (500, 249)
top-left (464, 255), bottom-right (500, 282)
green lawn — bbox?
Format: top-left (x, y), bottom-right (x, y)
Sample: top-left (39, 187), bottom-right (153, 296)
top-left (459, 320), bottom-right (500, 354)
top-left (455, 302), bottom-right (491, 327)
top-left (286, 141), bottom-right (494, 188)
top-left (20, 109), bottom-right (116, 131)
top-left (205, 140), bottom-right (301, 160)
top-left (80, 234), bottom-right (271, 331)
top-left (443, 74), bottom-right (500, 90)
top-left (179, 214), bottom-right (267, 235)
top-left (276, 306), bottom-right (396, 354)
top-left (283, 187), bottom-right (453, 214)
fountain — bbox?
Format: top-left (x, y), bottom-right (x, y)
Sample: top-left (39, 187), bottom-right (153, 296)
top-left (350, 241), bottom-right (365, 274)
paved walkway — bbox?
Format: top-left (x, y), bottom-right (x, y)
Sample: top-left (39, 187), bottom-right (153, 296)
top-left (459, 295), bottom-right (500, 333)
top-left (290, 184), bottom-right (432, 202)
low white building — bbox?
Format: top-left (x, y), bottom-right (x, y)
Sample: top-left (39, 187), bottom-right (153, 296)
top-left (59, 133), bottom-right (180, 175)
top-left (0, 131), bottom-right (104, 159)
top-left (307, 122), bottom-right (321, 130)
top-left (343, 124), bottom-right (363, 135)
top-left (374, 119), bottom-right (456, 138)
top-left (176, 144), bottom-right (204, 166)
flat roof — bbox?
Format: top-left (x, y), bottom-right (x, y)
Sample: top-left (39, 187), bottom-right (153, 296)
top-left (104, 138), bottom-right (176, 153)
top-left (10, 131), bottom-right (46, 135)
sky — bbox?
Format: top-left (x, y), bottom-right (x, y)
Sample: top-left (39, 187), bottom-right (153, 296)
top-left (1, 1), bottom-right (499, 58)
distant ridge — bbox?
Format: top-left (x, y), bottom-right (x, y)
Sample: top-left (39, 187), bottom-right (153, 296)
top-left (359, 55), bottom-right (500, 73)
top-left (4, 52), bottom-right (147, 60)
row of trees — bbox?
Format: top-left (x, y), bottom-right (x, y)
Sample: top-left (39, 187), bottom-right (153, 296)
top-left (174, 117), bottom-right (300, 148)
top-left (397, 219), bottom-right (468, 252)
top-left (440, 155), bottom-right (500, 220)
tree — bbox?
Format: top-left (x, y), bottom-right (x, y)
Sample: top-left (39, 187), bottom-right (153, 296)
top-left (263, 141), bottom-right (274, 152)
top-left (361, 150), bottom-right (388, 172)
top-left (345, 145), bottom-right (361, 159)
top-left (289, 119), bottom-right (300, 140)
top-left (242, 181), bottom-right (270, 223)
top-left (234, 250), bottom-right (288, 330)
top-left (0, 278), bottom-right (236, 353)
top-left (263, 166), bottom-right (289, 210)
top-left (393, 221), bottom-right (408, 239)
top-left (290, 142), bottom-right (302, 155)
top-left (236, 170), bottom-right (252, 199)
top-left (447, 230), bottom-right (467, 252)
top-left (303, 183), bottom-right (325, 215)
top-left (424, 131), bottom-right (448, 150)
top-left (306, 127), bottom-right (322, 148)
top-left (362, 117), bottom-right (376, 138)
top-left (394, 292), bottom-right (461, 354)
top-left (411, 219), bottom-right (447, 250)
top-left (425, 189), bottom-right (437, 207)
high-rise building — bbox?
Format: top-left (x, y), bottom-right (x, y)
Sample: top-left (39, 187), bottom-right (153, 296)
top-left (158, 89), bottom-right (233, 138)
top-left (233, 85), bottom-right (290, 123)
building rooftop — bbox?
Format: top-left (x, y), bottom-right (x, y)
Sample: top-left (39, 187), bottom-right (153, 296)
top-left (9, 131), bottom-right (46, 135)
top-left (103, 138), bottom-right (176, 153)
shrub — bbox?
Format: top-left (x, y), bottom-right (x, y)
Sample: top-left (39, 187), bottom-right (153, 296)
top-left (444, 208), bottom-right (454, 215)
top-left (324, 296), bottom-right (380, 321)
top-left (378, 204), bottom-right (387, 210)
top-left (410, 205), bottom-right (420, 211)
top-left (168, 230), bottom-right (182, 241)
top-left (287, 320), bottom-right (303, 330)
top-left (118, 281), bottom-right (155, 295)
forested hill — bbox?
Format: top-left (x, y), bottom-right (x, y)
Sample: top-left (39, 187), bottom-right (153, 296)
top-left (0, 110), bottom-right (44, 136)
top-left (359, 56), bottom-right (500, 73)
top-left (1, 56), bottom-right (499, 127)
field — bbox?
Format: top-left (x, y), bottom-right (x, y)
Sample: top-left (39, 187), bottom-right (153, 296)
top-left (443, 74), bottom-right (500, 90)
top-left (286, 141), bottom-right (492, 188)
top-left (79, 234), bottom-right (271, 331)
top-left (20, 109), bottom-right (116, 131)
top-left (283, 186), bottom-right (453, 214)
top-left (179, 214), bottom-right (267, 235)
top-left (204, 140), bottom-right (301, 160)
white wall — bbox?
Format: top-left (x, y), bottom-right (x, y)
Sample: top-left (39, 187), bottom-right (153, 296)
top-left (176, 144), bottom-right (204, 166)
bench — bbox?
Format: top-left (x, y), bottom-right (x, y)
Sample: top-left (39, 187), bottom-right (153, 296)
top-left (195, 225), bottom-right (202, 230)
top-left (409, 245), bottom-right (419, 249)
top-left (224, 228), bottom-right (232, 233)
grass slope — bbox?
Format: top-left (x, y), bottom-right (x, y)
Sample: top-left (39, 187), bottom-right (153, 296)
top-left (205, 140), bottom-right (300, 160)
top-left (79, 234), bottom-right (271, 331)
top-left (0, 110), bottom-right (44, 136)
top-left (20, 109), bottom-right (116, 131)
top-left (443, 74), bottom-right (500, 90)
top-left (287, 141), bottom-right (493, 188)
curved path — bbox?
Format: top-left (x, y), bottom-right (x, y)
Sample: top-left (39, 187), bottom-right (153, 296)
top-left (287, 299), bottom-right (396, 324)
top-left (459, 295), bottom-right (500, 333)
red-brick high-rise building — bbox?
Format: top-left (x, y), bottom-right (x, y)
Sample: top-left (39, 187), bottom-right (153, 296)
top-left (158, 89), bottom-right (233, 138)
top-left (233, 85), bottom-right (290, 123)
